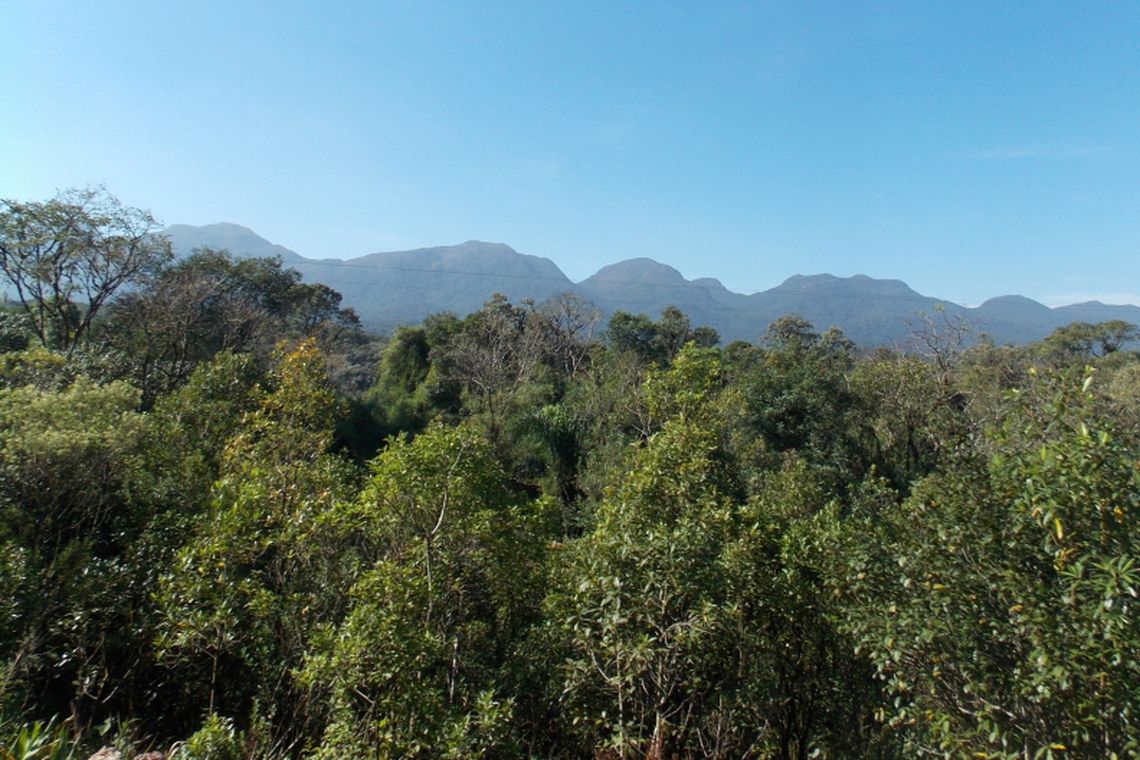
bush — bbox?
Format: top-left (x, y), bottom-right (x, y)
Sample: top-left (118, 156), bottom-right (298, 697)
top-left (174, 715), bottom-right (241, 760)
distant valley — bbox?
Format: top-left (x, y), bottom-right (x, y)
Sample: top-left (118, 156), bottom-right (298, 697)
top-left (163, 223), bottom-right (1140, 347)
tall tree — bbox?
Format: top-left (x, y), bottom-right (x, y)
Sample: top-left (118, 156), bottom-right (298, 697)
top-left (0, 187), bottom-right (171, 350)
top-left (104, 249), bottom-right (361, 400)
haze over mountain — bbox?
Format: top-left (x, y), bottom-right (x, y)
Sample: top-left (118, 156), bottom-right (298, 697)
top-left (165, 223), bottom-right (1140, 347)
top-left (164, 223), bottom-right (306, 264)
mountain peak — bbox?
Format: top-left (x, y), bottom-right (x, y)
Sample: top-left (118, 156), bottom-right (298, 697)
top-left (356, 241), bottom-right (566, 282)
top-left (162, 222), bottom-right (303, 261)
top-left (381, 240), bottom-right (519, 257)
top-left (457, 240), bottom-right (516, 253)
top-left (164, 222), bottom-right (266, 243)
top-left (692, 276), bottom-right (729, 291)
top-left (978, 294), bottom-right (1050, 310)
top-left (583, 257), bottom-right (687, 286)
top-left (770, 273), bottom-right (920, 298)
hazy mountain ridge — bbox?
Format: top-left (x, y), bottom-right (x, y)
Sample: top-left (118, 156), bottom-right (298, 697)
top-left (164, 223), bottom-right (305, 263)
top-left (163, 223), bottom-right (1140, 346)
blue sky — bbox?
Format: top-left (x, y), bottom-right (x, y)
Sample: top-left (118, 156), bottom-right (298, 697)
top-left (3, 1), bottom-right (1138, 306)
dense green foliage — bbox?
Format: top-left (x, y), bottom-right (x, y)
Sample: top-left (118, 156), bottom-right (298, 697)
top-left (2, 189), bottom-right (1139, 758)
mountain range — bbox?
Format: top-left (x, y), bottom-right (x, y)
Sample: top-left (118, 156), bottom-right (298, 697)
top-left (162, 223), bottom-right (1140, 347)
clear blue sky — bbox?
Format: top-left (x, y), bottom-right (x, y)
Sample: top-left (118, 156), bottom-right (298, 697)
top-left (3, 1), bottom-right (1139, 306)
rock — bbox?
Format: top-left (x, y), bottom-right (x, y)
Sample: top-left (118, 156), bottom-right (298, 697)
top-left (86, 749), bottom-right (121, 760)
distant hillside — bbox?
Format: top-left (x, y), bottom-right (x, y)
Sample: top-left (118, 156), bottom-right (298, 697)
top-left (577, 258), bottom-right (735, 334)
top-left (165, 227), bottom-right (573, 328)
top-left (162, 224), bottom-right (1140, 346)
top-left (163, 223), bottom-right (305, 263)
top-left (292, 242), bottom-right (574, 328)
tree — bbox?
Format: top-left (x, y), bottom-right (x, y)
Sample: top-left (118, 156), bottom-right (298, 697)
top-left (0, 308), bottom-right (31, 353)
top-left (734, 316), bottom-right (866, 489)
top-left (553, 346), bottom-right (880, 758)
top-left (0, 187), bottom-right (171, 350)
top-left (533, 291), bottom-right (601, 380)
top-left (551, 348), bottom-right (742, 758)
top-left (832, 368), bottom-right (1140, 757)
top-left (0, 377), bottom-right (146, 727)
top-left (906, 307), bottom-right (973, 387)
top-left (1105, 361), bottom-right (1140, 442)
top-left (301, 423), bottom-right (551, 758)
top-left (849, 353), bottom-right (969, 491)
top-left (437, 295), bottom-right (536, 436)
top-left (155, 340), bottom-right (355, 752)
top-left (1039, 320), bottom-right (1140, 363)
top-left (605, 307), bottom-right (719, 368)
top-left (762, 314), bottom-right (819, 353)
top-left (103, 249), bottom-right (360, 401)
top-left (720, 459), bottom-right (887, 759)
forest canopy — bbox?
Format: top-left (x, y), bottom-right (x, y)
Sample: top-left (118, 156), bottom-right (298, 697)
top-left (1, 189), bottom-right (1139, 759)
